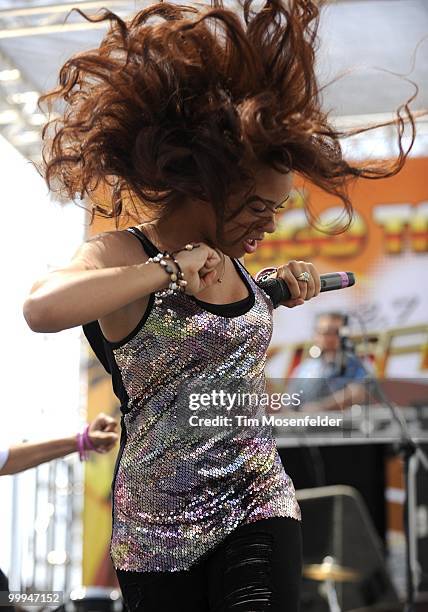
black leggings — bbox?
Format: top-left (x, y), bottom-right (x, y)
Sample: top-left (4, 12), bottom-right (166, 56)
top-left (116, 516), bottom-right (302, 612)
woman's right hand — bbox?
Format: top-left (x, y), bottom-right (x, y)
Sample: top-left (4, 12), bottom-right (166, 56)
top-left (175, 244), bottom-right (221, 295)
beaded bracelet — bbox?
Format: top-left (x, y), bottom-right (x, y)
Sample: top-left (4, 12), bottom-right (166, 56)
top-left (146, 251), bottom-right (187, 305)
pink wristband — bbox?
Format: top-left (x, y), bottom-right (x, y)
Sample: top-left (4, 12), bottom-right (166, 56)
top-left (76, 432), bottom-right (88, 462)
top-left (83, 424), bottom-right (98, 452)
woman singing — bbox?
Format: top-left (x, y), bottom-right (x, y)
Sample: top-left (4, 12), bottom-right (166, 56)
top-left (24, 0), bottom-right (415, 609)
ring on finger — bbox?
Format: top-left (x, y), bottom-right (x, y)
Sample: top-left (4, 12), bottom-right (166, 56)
top-left (295, 271), bottom-right (311, 283)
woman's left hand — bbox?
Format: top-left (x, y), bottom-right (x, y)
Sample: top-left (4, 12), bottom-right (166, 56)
top-left (276, 260), bottom-right (321, 308)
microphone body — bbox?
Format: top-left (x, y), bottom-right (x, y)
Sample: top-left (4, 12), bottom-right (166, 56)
top-left (257, 272), bottom-right (355, 308)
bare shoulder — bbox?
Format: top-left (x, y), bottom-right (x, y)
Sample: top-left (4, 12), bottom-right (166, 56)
top-left (68, 228), bottom-right (147, 271)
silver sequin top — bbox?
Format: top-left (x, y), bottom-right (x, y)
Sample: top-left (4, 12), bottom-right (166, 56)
top-left (109, 232), bottom-right (301, 572)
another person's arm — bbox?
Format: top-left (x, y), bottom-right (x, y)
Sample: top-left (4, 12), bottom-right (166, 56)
top-left (0, 413), bottom-right (118, 476)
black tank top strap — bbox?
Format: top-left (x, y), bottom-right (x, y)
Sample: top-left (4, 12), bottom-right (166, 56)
top-left (234, 257), bottom-right (255, 281)
top-left (127, 226), bottom-right (160, 258)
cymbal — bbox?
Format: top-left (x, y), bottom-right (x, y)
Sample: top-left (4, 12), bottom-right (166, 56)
top-left (303, 562), bottom-right (361, 582)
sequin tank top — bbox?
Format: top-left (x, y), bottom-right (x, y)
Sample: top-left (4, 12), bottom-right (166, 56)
top-left (100, 228), bottom-right (301, 572)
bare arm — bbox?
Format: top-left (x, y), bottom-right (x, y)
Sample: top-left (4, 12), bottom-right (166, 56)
top-left (23, 263), bottom-right (171, 332)
top-left (22, 232), bottom-right (169, 333)
top-left (0, 437), bottom-right (78, 475)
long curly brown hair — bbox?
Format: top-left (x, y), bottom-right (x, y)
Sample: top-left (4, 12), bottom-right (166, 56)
top-left (38, 0), bottom-right (418, 235)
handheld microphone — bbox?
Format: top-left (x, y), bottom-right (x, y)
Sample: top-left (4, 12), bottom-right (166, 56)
top-left (257, 271), bottom-right (355, 308)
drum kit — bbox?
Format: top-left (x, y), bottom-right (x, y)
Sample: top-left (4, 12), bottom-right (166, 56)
top-left (302, 556), bottom-right (403, 612)
top-left (303, 555), bottom-right (360, 612)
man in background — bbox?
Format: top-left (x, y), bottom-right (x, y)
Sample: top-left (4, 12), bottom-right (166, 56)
top-left (288, 311), bottom-right (372, 412)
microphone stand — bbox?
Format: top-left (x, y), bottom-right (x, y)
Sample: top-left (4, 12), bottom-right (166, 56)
top-left (338, 328), bottom-right (350, 378)
top-left (347, 312), bottom-right (428, 612)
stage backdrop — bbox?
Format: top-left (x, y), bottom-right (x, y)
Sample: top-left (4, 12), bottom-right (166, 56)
top-left (81, 155), bottom-right (428, 586)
